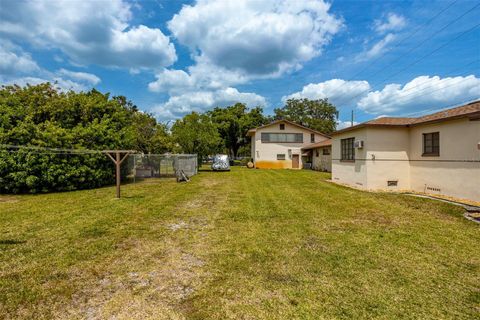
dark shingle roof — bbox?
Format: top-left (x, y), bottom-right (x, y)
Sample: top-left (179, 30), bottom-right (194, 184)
top-left (331, 100), bottom-right (480, 135)
top-left (302, 139), bottom-right (332, 150)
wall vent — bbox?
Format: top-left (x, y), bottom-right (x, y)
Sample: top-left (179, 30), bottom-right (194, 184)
top-left (387, 180), bottom-right (398, 187)
top-left (426, 186), bottom-right (441, 192)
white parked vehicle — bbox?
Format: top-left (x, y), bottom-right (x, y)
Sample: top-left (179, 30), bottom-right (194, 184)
top-left (211, 154), bottom-right (230, 171)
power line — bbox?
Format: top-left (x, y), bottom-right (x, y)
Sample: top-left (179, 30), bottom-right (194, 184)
top-left (335, 22), bottom-right (480, 108)
top-left (328, 1), bottom-right (479, 108)
top-left (360, 1), bottom-right (479, 81)
top-left (321, 0), bottom-right (462, 99)
top-left (398, 97), bottom-right (480, 117)
top-left (360, 78), bottom-right (480, 115)
top-left (343, 0), bottom-right (461, 82)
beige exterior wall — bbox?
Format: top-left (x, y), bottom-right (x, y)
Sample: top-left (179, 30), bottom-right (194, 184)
top-left (312, 147), bottom-right (332, 172)
top-left (332, 128), bottom-right (368, 187)
top-left (364, 127), bottom-right (411, 191)
top-left (331, 117), bottom-right (480, 202)
top-left (252, 122), bottom-right (328, 169)
top-left (408, 118), bottom-right (480, 201)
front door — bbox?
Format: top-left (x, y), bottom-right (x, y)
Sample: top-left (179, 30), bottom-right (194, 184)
top-left (292, 154), bottom-right (299, 169)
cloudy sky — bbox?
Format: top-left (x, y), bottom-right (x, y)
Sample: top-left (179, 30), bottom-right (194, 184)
top-left (1, 0), bottom-right (479, 126)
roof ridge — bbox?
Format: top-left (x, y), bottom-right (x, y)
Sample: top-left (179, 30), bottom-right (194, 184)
top-left (331, 100), bottom-right (480, 135)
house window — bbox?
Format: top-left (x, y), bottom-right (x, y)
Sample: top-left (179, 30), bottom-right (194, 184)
top-left (311, 133), bottom-right (315, 143)
top-left (261, 133), bottom-right (303, 143)
top-left (423, 132), bottom-right (439, 156)
top-left (277, 154), bottom-right (286, 160)
top-left (279, 123), bottom-right (285, 130)
top-left (341, 137), bottom-right (355, 161)
top-left (316, 150), bottom-right (319, 157)
top-left (323, 148), bottom-right (330, 155)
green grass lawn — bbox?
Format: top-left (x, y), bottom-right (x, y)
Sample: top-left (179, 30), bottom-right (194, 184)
top-left (1, 168), bottom-right (479, 319)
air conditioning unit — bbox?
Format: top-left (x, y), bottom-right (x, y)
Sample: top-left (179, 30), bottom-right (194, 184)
top-left (354, 140), bottom-right (364, 148)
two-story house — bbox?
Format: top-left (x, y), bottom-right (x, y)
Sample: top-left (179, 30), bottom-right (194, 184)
top-left (247, 120), bottom-right (330, 169)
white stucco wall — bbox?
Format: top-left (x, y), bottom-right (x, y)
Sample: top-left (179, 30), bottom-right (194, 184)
top-left (331, 128), bottom-right (368, 188)
top-left (365, 127), bottom-right (411, 191)
top-left (252, 121), bottom-right (328, 169)
top-left (408, 118), bottom-right (480, 201)
top-left (331, 117), bottom-right (480, 202)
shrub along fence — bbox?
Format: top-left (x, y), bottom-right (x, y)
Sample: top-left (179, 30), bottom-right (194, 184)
top-left (0, 145), bottom-right (197, 194)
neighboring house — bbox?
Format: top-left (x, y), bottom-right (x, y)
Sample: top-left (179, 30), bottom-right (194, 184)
top-left (331, 101), bottom-right (480, 202)
top-left (247, 120), bottom-right (330, 169)
top-left (302, 139), bottom-right (332, 172)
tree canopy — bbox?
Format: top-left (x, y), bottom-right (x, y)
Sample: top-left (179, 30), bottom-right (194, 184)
top-left (171, 112), bottom-right (221, 163)
top-left (274, 98), bottom-right (338, 134)
top-left (0, 83), bottom-right (340, 193)
top-left (0, 83), bottom-right (172, 193)
top-left (208, 103), bottom-right (267, 158)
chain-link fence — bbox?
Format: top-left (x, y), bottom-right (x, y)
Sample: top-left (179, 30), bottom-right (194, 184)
top-left (126, 154), bottom-right (197, 181)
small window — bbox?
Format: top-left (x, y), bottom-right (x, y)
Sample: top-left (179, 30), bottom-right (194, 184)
top-left (323, 148), bottom-right (330, 155)
top-left (387, 180), bottom-right (398, 187)
top-left (423, 132), bottom-right (439, 156)
top-left (315, 150), bottom-right (319, 157)
top-left (279, 123), bottom-right (285, 130)
top-left (310, 133), bottom-right (315, 143)
top-left (277, 154), bottom-right (286, 160)
top-left (341, 137), bottom-right (355, 161)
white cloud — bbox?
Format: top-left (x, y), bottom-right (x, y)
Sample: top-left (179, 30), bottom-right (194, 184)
top-left (0, 41), bottom-right (40, 74)
top-left (358, 75), bottom-right (480, 114)
top-left (356, 33), bottom-right (396, 61)
top-left (2, 76), bottom-right (91, 92)
top-left (283, 79), bottom-right (370, 107)
top-left (374, 13), bottom-right (406, 34)
top-left (0, 51), bottom-right (101, 92)
top-left (150, 0), bottom-right (343, 120)
top-left (354, 12), bottom-right (405, 62)
top-left (337, 120), bottom-right (359, 130)
top-left (148, 69), bottom-right (196, 95)
top-left (168, 0), bottom-right (342, 78)
top-left (57, 69), bottom-right (100, 85)
top-left (153, 87), bottom-right (266, 120)
top-left (0, 0), bottom-right (176, 70)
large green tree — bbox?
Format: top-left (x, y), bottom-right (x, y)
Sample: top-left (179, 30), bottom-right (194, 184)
top-left (171, 112), bottom-right (220, 164)
top-left (0, 83), bottom-right (172, 193)
top-left (208, 103), bottom-right (267, 158)
top-left (274, 98), bottom-right (338, 134)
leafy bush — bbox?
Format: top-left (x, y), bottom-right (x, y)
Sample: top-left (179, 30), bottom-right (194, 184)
top-left (0, 83), bottom-right (171, 193)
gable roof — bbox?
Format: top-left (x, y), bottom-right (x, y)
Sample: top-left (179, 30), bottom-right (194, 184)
top-left (301, 139), bottom-right (332, 150)
top-left (246, 119), bottom-right (330, 138)
top-left (331, 100), bottom-right (480, 135)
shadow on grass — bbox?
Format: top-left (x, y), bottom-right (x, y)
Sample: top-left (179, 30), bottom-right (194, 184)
top-left (0, 239), bottom-right (26, 245)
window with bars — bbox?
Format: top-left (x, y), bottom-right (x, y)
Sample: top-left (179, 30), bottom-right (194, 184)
top-left (341, 137), bottom-right (355, 161)
top-left (310, 133), bottom-right (315, 143)
top-left (423, 132), bottom-right (439, 156)
top-left (277, 154), bottom-right (286, 160)
top-left (322, 148), bottom-right (330, 155)
top-left (261, 133), bottom-right (303, 143)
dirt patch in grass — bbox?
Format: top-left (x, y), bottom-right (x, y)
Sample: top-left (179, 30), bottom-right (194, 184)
top-left (0, 197), bottom-right (19, 203)
top-left (61, 232), bottom-right (210, 319)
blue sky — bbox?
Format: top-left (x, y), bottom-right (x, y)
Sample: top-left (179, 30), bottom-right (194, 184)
top-left (1, 0), bottom-right (479, 127)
